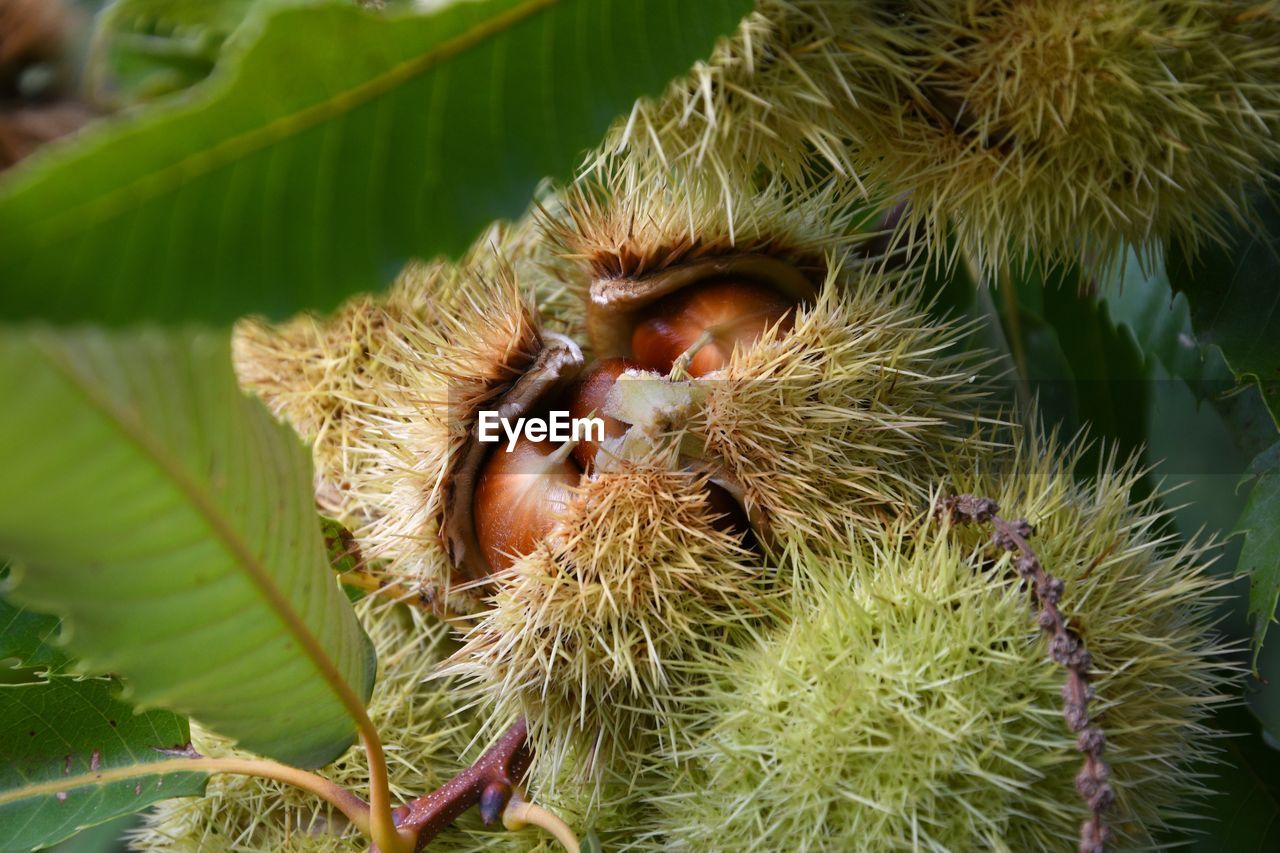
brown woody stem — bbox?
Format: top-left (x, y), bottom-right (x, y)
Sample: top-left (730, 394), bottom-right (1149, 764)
top-left (937, 494), bottom-right (1113, 853)
top-left (335, 570), bottom-right (472, 626)
top-left (381, 719), bottom-right (533, 851)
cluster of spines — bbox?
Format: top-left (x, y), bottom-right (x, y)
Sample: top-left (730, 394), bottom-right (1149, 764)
top-left (690, 265), bottom-right (997, 547)
top-left (937, 432), bottom-right (1237, 846)
top-left (608, 1), bottom-right (1280, 275)
top-left (543, 159), bottom-right (998, 547)
top-left (642, 432), bottom-right (1231, 851)
top-left (546, 157), bottom-right (874, 290)
top-left (443, 444), bottom-right (777, 786)
top-left (234, 233), bottom-right (552, 611)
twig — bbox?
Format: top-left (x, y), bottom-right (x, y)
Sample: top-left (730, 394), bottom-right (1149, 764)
top-left (326, 518), bottom-right (471, 626)
top-left (503, 796), bottom-right (582, 853)
top-left (937, 494), bottom-right (1113, 853)
top-left (381, 719), bottom-right (533, 850)
top-left (335, 569), bottom-right (472, 627)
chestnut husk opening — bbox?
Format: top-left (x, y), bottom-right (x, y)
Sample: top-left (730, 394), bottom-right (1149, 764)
top-left (440, 331), bottom-right (584, 586)
top-left (586, 253), bottom-right (819, 360)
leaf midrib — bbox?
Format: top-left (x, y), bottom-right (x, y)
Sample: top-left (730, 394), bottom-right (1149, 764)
top-left (30, 337), bottom-right (366, 734)
top-left (18, 0), bottom-right (561, 249)
top-left (0, 759), bottom-right (207, 809)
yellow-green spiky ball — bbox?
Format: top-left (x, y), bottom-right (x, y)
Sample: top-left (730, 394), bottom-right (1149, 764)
top-left (648, 435), bottom-right (1231, 851)
top-left (842, 0), bottom-right (1280, 273)
top-left (234, 229), bottom-right (557, 612)
top-left (689, 266), bottom-right (993, 549)
top-left (616, 1), bottom-right (1280, 273)
top-left (548, 161), bottom-right (995, 550)
top-left (446, 449), bottom-right (776, 785)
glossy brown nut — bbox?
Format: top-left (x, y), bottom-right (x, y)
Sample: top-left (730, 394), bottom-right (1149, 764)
top-left (473, 435), bottom-right (581, 573)
top-left (630, 279), bottom-right (796, 376)
top-left (565, 357), bottom-right (643, 469)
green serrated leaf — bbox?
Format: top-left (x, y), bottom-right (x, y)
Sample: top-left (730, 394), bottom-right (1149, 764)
top-left (1239, 443), bottom-right (1280, 651)
top-left (93, 1), bottom-right (380, 105)
top-left (0, 677), bottom-right (205, 853)
top-left (1102, 251), bottom-right (1204, 384)
top-left (981, 259), bottom-right (1147, 464)
top-left (1249, 628), bottom-right (1280, 754)
top-left (0, 0), bottom-right (752, 325)
top-left (0, 328), bottom-right (374, 769)
top-left (0, 583), bottom-right (70, 675)
top-left (1168, 194), bottom-right (1280, 428)
top-left (1102, 251), bottom-right (1273, 577)
top-left (1037, 275), bottom-right (1147, 457)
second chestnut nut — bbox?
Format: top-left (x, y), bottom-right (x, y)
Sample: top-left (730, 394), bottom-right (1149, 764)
top-left (630, 279), bottom-right (796, 377)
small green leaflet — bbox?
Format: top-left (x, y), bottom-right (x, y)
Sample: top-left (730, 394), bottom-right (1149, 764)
top-left (1, 564), bottom-right (70, 675)
top-left (1168, 193), bottom-right (1280, 429)
top-left (0, 677), bottom-right (206, 853)
top-left (1239, 443), bottom-right (1280, 651)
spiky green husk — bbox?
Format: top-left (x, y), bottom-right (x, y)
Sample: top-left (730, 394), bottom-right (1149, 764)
top-left (614, 1), bottom-right (1280, 273)
top-left (445, 445), bottom-right (778, 787)
top-left (233, 226), bottom-right (568, 610)
top-left (593, 4), bottom-right (866, 189)
top-left (232, 260), bottom-right (443, 523)
top-left (548, 159), bottom-right (995, 548)
top-left (548, 156), bottom-right (876, 293)
top-left (689, 266), bottom-right (994, 549)
top-left (648, 434), bottom-right (1232, 851)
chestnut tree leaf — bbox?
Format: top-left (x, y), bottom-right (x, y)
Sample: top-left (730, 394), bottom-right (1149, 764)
top-left (0, 677), bottom-right (205, 853)
top-left (1102, 251), bottom-right (1275, 579)
top-left (0, 581), bottom-right (71, 676)
top-left (938, 256), bottom-right (1147, 467)
top-left (0, 0), bottom-right (752, 324)
top-left (1239, 443), bottom-right (1280, 651)
top-left (91, 1), bottom-right (424, 105)
top-left (1169, 193), bottom-right (1280, 428)
top-left (0, 328), bottom-right (374, 769)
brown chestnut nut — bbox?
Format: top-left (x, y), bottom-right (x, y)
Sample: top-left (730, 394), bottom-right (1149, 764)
top-left (631, 279), bottom-right (796, 377)
top-left (565, 357), bottom-right (644, 469)
top-left (473, 435), bottom-right (581, 573)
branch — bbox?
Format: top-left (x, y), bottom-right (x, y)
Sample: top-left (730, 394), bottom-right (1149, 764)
top-left (381, 719), bottom-right (533, 850)
top-left (937, 494), bottom-right (1114, 853)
